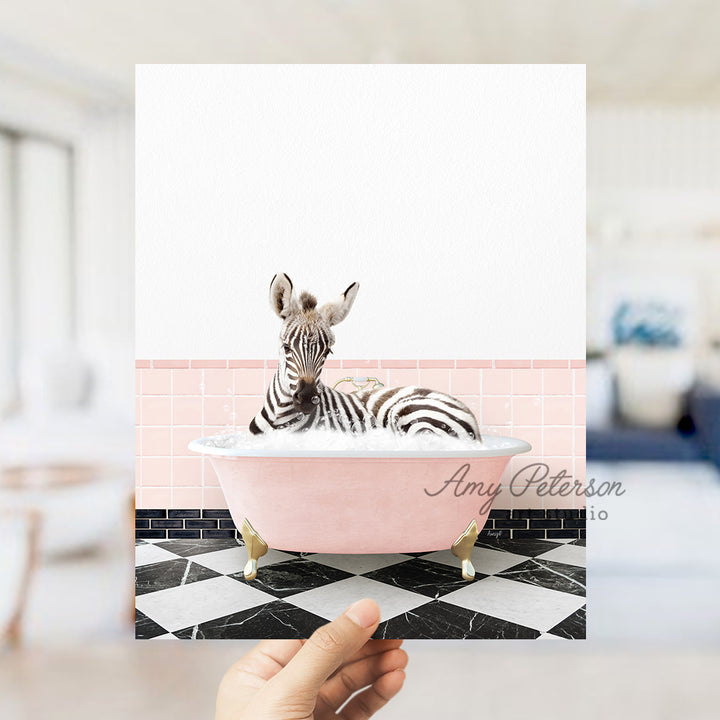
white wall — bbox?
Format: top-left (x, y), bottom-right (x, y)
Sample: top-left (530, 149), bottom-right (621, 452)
top-left (0, 70), bottom-right (134, 417)
top-left (74, 109), bottom-right (134, 414)
top-left (136, 64), bottom-right (586, 360)
top-left (0, 135), bottom-right (14, 412)
top-left (588, 105), bottom-right (720, 238)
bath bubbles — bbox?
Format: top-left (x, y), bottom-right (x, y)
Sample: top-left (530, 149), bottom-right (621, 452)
top-left (199, 428), bottom-right (487, 453)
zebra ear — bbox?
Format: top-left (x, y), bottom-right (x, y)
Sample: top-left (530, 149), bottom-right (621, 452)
top-left (320, 282), bottom-right (359, 326)
top-left (269, 273), bottom-right (296, 319)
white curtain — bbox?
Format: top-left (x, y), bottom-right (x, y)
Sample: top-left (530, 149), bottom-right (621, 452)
top-left (0, 132), bottom-right (74, 416)
top-left (16, 138), bottom-right (74, 359)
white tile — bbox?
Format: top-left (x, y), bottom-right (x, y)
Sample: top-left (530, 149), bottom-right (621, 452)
top-left (151, 633), bottom-right (177, 640)
top-left (307, 553), bottom-right (411, 575)
top-left (135, 576), bottom-right (274, 632)
top-left (537, 632), bottom-right (566, 640)
top-left (417, 550), bottom-right (458, 569)
top-left (550, 538), bottom-right (576, 544)
top-left (423, 548), bottom-right (527, 575)
top-left (536, 544), bottom-right (586, 568)
top-left (135, 544), bottom-right (179, 567)
top-left (289, 576), bottom-right (428, 623)
top-left (442, 576), bottom-right (585, 633)
top-left (191, 547), bottom-right (294, 575)
top-left (256, 549), bottom-right (296, 568)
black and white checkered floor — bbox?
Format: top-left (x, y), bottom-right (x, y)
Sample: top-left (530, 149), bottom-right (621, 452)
top-left (135, 537), bottom-right (586, 640)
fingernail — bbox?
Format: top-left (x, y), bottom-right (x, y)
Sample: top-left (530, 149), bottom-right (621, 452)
top-left (344, 598), bottom-right (380, 628)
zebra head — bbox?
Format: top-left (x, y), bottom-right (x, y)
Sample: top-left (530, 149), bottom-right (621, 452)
top-left (269, 273), bottom-right (359, 414)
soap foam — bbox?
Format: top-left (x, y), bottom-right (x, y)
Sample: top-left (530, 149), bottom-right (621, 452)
top-left (195, 428), bottom-right (491, 452)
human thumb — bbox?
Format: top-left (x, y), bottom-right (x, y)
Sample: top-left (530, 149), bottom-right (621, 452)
top-left (267, 598), bottom-right (381, 700)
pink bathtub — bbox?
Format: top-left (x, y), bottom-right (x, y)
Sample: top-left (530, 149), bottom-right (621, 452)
top-left (189, 435), bottom-right (530, 581)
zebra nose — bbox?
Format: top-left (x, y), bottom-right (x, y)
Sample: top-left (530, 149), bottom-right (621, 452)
top-left (293, 379), bottom-right (318, 406)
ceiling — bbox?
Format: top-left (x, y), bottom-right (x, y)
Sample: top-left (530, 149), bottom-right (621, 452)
top-left (0, 0), bottom-right (719, 105)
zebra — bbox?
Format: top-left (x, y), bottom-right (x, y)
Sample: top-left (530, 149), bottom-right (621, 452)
top-left (249, 273), bottom-right (481, 441)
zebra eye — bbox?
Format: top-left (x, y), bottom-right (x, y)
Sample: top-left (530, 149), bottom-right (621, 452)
top-left (283, 343), bottom-right (291, 352)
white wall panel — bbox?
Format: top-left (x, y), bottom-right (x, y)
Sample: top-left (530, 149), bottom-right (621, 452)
top-left (136, 64), bottom-right (586, 360)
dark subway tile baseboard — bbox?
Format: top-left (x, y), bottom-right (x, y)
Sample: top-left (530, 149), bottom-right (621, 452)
top-left (136, 509), bottom-right (586, 541)
top-left (482, 509), bottom-right (585, 540)
top-left (135, 510), bottom-right (237, 540)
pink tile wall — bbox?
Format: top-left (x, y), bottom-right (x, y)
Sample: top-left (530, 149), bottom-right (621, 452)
top-left (136, 359), bottom-right (586, 511)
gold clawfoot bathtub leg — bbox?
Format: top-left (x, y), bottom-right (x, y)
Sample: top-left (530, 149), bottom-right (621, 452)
top-left (241, 518), bottom-right (268, 581)
top-left (451, 519), bottom-right (480, 581)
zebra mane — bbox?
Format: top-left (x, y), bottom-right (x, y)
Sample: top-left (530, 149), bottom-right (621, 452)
top-left (298, 291), bottom-right (317, 312)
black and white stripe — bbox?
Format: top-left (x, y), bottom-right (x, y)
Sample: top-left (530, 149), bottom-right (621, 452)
top-left (355, 385), bottom-right (480, 439)
top-left (249, 273), bottom-right (481, 440)
top-left (249, 371), bottom-right (376, 435)
top-left (249, 296), bottom-right (376, 434)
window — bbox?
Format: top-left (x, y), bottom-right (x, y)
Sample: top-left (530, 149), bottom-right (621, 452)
top-left (0, 127), bottom-right (75, 415)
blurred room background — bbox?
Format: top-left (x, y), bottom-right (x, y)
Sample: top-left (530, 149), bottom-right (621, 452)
top-left (1, 1), bottom-right (719, 718)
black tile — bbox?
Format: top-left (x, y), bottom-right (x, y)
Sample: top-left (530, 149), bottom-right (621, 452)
top-left (488, 509), bottom-right (510, 520)
top-left (547, 605), bottom-right (586, 639)
top-left (570, 538), bottom-right (586, 547)
top-left (136, 529), bottom-right (166, 540)
top-left (579, 529), bottom-right (586, 539)
top-left (478, 529), bottom-right (510, 540)
top-left (154, 538), bottom-right (241, 557)
top-left (495, 519), bottom-right (527, 529)
top-left (168, 509), bottom-right (201, 519)
top-left (202, 509), bottom-right (232, 519)
top-left (167, 529), bottom-right (202, 539)
top-left (135, 558), bottom-right (221, 595)
top-left (229, 559), bottom-right (353, 599)
top-left (512, 509), bottom-right (545, 520)
top-left (546, 529), bottom-right (579, 539)
top-left (363, 558), bottom-right (481, 598)
top-left (374, 600), bottom-right (539, 640)
top-left (475, 538), bottom-right (562, 557)
top-left (135, 609), bottom-right (168, 639)
top-left (530, 519), bottom-right (561, 529)
top-left (202, 529), bottom-right (237, 539)
top-left (185, 520), bottom-right (218, 529)
top-left (496, 558), bottom-right (586, 597)
top-left (219, 519), bottom-right (237, 529)
top-left (174, 600), bottom-right (325, 640)
top-left (136, 509), bottom-right (167, 519)
top-left (135, 519), bottom-right (149, 529)
top-left (546, 509), bottom-right (578, 520)
top-left (513, 529), bottom-right (546, 539)
top-left (564, 519), bottom-right (586, 529)
top-left (151, 519), bottom-right (184, 529)
top-left (579, 508), bottom-right (586, 519)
